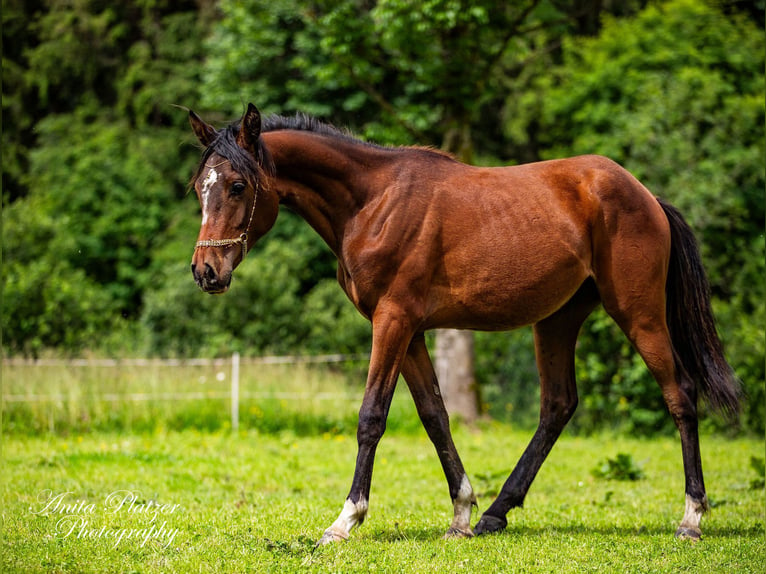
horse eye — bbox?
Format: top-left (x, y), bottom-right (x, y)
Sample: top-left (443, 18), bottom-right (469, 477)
top-left (230, 182), bottom-right (246, 196)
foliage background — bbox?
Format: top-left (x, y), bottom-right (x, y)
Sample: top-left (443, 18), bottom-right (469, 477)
top-left (2, 0), bottom-right (764, 435)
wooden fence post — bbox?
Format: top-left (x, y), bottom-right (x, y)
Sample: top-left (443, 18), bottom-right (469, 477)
top-left (231, 352), bottom-right (240, 431)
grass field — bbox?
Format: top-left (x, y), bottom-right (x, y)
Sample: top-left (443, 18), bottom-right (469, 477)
top-left (2, 362), bottom-right (763, 571)
top-left (2, 424), bottom-right (763, 573)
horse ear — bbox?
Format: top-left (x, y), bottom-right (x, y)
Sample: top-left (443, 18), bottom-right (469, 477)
top-left (189, 110), bottom-right (217, 147)
top-left (237, 103), bottom-right (262, 152)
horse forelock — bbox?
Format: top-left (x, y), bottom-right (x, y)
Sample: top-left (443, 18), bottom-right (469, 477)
top-left (191, 123), bottom-right (274, 191)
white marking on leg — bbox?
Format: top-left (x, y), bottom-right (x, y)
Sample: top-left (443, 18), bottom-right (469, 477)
top-left (200, 168), bottom-right (218, 226)
top-left (319, 496), bottom-right (368, 544)
top-left (678, 493), bottom-right (707, 534)
top-left (447, 474), bottom-right (475, 536)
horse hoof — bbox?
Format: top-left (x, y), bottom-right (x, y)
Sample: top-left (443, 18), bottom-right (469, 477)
top-left (675, 526), bottom-right (702, 541)
top-left (473, 514), bottom-right (507, 536)
top-left (315, 529), bottom-right (348, 546)
top-left (443, 526), bottom-right (474, 540)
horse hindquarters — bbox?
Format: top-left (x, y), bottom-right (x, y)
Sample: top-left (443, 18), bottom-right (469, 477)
top-left (593, 192), bottom-right (738, 539)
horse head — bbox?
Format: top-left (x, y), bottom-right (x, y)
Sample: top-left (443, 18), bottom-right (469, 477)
top-left (189, 104), bottom-right (279, 293)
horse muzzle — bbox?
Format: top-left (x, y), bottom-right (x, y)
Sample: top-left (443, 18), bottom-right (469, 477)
top-left (191, 261), bottom-right (232, 294)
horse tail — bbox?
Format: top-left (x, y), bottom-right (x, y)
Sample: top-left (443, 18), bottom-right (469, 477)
top-left (658, 198), bottom-right (741, 417)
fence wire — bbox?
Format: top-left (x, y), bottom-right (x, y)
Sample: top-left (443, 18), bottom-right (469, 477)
top-left (3, 353), bottom-right (370, 430)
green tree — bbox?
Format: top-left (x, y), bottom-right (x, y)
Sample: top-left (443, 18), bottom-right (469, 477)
top-left (202, 0), bottom-right (646, 147)
top-left (2, 0), bottom-right (209, 354)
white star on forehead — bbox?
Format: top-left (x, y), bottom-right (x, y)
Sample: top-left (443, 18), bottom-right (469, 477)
top-left (200, 168), bottom-right (218, 225)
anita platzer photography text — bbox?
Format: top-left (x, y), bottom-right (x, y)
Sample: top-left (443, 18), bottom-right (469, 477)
top-left (28, 490), bottom-right (182, 550)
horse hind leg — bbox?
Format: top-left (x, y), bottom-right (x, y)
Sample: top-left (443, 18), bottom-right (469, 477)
top-left (612, 310), bottom-right (707, 538)
top-left (475, 279), bottom-right (599, 535)
top-left (596, 252), bottom-right (707, 538)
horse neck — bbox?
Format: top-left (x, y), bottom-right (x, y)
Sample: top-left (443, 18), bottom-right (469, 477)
top-left (264, 131), bottom-right (387, 256)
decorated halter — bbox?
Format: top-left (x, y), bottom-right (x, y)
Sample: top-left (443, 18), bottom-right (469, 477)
top-left (194, 159), bottom-right (259, 261)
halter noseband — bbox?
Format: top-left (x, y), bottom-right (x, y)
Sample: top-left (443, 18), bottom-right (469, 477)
top-left (194, 160), bottom-right (260, 261)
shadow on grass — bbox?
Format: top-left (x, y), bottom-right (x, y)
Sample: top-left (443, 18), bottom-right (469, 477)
top-left (298, 522), bottom-right (764, 546)
top-left (256, 519), bottom-right (762, 567)
top-left (497, 523), bottom-right (764, 539)
top-left (367, 524), bottom-right (451, 543)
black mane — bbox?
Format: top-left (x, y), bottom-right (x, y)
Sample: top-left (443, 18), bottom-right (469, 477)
top-left (193, 112), bottom-right (448, 187)
top-left (261, 114), bottom-right (454, 159)
top-left (262, 113), bottom-right (388, 150)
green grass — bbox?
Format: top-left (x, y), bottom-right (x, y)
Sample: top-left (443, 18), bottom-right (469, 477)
top-left (2, 426), bottom-right (763, 573)
top-left (3, 362), bottom-right (763, 571)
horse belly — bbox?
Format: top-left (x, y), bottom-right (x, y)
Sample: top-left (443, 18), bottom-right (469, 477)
top-left (425, 203), bottom-right (593, 330)
top-left (426, 248), bottom-right (590, 331)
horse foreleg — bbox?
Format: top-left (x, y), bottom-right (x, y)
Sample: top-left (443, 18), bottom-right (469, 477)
top-left (475, 283), bottom-right (598, 535)
top-left (401, 333), bottom-right (476, 539)
top-left (317, 308), bottom-right (413, 545)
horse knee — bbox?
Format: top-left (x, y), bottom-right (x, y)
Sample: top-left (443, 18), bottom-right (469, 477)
top-left (560, 395), bottom-right (578, 423)
top-left (541, 394), bottom-right (578, 427)
top-left (563, 392), bottom-right (579, 417)
top-left (357, 408), bottom-right (387, 446)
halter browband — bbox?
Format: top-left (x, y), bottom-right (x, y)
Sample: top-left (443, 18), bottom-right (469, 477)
top-left (195, 160), bottom-right (260, 261)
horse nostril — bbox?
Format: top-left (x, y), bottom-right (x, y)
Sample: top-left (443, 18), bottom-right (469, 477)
top-left (191, 259), bottom-right (228, 293)
top-left (204, 263), bottom-right (217, 282)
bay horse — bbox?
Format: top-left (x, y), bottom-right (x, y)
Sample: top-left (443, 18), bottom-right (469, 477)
top-left (188, 104), bottom-right (739, 544)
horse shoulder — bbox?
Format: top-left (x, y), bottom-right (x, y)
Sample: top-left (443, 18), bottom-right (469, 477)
top-left (337, 173), bottom-right (443, 320)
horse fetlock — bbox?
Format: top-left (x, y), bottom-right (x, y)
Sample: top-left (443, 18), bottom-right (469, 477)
top-left (449, 474), bottom-right (475, 533)
top-left (319, 496), bottom-right (368, 545)
top-left (675, 494), bottom-right (707, 540)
